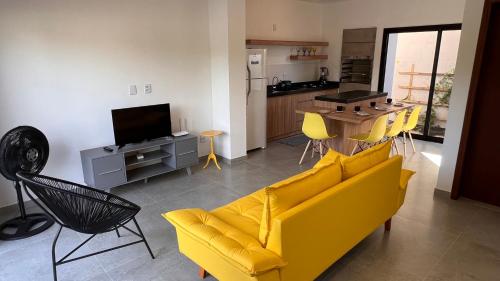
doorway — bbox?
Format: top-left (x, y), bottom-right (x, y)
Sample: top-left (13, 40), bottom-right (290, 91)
top-left (452, 0), bottom-right (500, 206)
top-left (378, 24), bottom-right (462, 143)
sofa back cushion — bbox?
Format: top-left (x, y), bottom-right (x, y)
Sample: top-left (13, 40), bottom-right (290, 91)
top-left (259, 157), bottom-right (342, 245)
top-left (314, 141), bottom-right (392, 180)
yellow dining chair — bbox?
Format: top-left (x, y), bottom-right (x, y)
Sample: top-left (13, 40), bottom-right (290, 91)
top-left (402, 106), bottom-right (422, 156)
top-left (348, 114), bottom-right (389, 156)
top-left (299, 112), bottom-right (336, 165)
top-left (385, 110), bottom-right (407, 156)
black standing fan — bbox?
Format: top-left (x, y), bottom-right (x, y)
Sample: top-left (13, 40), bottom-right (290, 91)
top-left (0, 126), bottom-right (54, 240)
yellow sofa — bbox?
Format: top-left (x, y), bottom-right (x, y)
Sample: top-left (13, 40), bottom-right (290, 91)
top-left (163, 142), bottom-right (415, 281)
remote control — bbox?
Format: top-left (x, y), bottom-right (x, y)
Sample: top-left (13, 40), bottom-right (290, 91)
top-left (103, 146), bottom-right (114, 152)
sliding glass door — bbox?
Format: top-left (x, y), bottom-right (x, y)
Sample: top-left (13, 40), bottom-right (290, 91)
top-left (378, 24), bottom-right (462, 142)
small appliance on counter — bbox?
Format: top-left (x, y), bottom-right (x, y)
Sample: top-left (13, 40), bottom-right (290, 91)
top-left (319, 66), bottom-right (330, 84)
top-left (173, 118), bottom-right (189, 137)
top-left (172, 131), bottom-right (189, 137)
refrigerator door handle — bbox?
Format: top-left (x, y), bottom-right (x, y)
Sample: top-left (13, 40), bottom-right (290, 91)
top-left (246, 65), bottom-right (251, 105)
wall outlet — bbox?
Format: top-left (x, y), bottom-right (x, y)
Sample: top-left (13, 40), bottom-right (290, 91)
top-left (144, 84), bottom-right (152, 94)
top-left (273, 24), bottom-right (277, 32)
top-left (129, 85), bottom-right (137, 95)
top-left (199, 136), bottom-right (207, 143)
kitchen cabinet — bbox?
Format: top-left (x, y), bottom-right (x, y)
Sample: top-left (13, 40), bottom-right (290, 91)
top-left (267, 95), bottom-right (293, 141)
top-left (246, 39), bottom-right (328, 46)
top-left (342, 28), bottom-right (377, 43)
top-left (267, 91), bottom-right (334, 142)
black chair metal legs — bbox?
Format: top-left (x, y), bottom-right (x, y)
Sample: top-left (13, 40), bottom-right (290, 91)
top-left (16, 172), bottom-right (155, 281)
top-left (50, 220), bottom-right (154, 281)
top-left (49, 221), bottom-right (155, 281)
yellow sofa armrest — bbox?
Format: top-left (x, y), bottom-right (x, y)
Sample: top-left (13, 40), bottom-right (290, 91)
top-left (397, 169), bottom-right (415, 208)
top-left (163, 208), bottom-right (287, 276)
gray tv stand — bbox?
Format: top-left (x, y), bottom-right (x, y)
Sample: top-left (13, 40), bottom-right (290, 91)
top-left (80, 135), bottom-right (198, 190)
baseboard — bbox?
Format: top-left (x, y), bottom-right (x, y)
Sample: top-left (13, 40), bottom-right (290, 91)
top-left (218, 154), bottom-right (247, 165)
top-left (433, 188), bottom-right (451, 198)
top-left (0, 200), bottom-right (38, 217)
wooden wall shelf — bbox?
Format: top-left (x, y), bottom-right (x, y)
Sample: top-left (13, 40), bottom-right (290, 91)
top-left (290, 55), bottom-right (328, 61)
top-left (246, 39), bottom-right (329, 46)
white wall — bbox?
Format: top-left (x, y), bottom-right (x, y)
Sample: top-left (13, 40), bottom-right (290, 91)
top-left (208, 0), bottom-right (247, 160)
top-left (247, 0), bottom-right (325, 84)
top-left (321, 0), bottom-right (467, 87)
top-left (209, 0), bottom-right (232, 159)
top-left (0, 0), bottom-right (214, 207)
top-left (437, 0), bottom-right (485, 192)
top-left (264, 46), bottom-right (323, 83)
top-left (227, 0), bottom-right (248, 159)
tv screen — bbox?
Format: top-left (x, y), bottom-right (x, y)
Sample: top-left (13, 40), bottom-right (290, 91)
top-left (112, 103), bottom-right (172, 147)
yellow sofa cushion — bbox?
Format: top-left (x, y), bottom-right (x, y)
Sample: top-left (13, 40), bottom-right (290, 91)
top-left (163, 208), bottom-right (287, 275)
top-left (259, 157), bottom-right (342, 245)
top-left (314, 141), bottom-right (392, 180)
top-left (313, 149), bottom-right (347, 169)
top-left (212, 189), bottom-right (266, 239)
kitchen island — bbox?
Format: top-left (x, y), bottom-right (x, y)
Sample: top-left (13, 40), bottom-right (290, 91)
top-left (296, 90), bottom-right (412, 154)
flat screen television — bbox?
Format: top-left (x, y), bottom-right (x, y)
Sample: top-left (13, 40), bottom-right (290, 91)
top-left (111, 103), bottom-right (172, 147)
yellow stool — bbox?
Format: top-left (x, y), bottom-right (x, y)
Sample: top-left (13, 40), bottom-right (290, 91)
top-left (201, 130), bottom-right (223, 170)
top-left (299, 112), bottom-right (337, 165)
top-left (385, 110), bottom-right (407, 155)
top-left (402, 106), bottom-right (422, 156)
top-left (348, 114), bottom-right (389, 156)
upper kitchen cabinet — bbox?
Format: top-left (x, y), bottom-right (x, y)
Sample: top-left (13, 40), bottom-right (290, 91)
top-left (341, 28), bottom-right (377, 58)
top-left (342, 28), bottom-right (377, 43)
top-left (246, 0), bottom-right (323, 42)
top-left (246, 39), bottom-right (328, 46)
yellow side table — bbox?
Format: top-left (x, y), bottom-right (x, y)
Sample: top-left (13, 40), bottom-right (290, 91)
top-left (201, 130), bottom-right (223, 170)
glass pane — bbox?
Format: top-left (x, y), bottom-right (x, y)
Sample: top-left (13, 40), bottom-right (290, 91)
top-left (383, 31), bottom-right (438, 135)
top-left (429, 30), bottom-right (461, 138)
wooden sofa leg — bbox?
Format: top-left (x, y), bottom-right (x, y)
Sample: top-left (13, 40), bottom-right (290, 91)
top-left (198, 267), bottom-right (207, 279)
top-left (385, 218), bottom-right (392, 231)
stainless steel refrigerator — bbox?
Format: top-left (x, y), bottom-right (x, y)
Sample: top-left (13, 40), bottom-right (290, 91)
top-left (246, 49), bottom-right (267, 151)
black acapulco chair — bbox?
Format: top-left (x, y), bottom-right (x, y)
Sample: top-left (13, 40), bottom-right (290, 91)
top-left (16, 172), bottom-right (155, 281)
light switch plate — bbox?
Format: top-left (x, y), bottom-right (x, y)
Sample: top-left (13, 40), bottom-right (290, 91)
top-left (129, 85), bottom-right (137, 95)
top-left (144, 84), bottom-right (152, 94)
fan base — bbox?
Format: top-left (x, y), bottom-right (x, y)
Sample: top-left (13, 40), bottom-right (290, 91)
top-left (0, 213), bottom-right (54, 241)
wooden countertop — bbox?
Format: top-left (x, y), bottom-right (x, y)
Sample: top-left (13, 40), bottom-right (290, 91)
top-left (296, 104), bottom-right (414, 124)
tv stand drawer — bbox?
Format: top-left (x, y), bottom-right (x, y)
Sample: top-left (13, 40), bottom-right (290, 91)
top-left (177, 151), bottom-right (198, 168)
top-left (175, 138), bottom-right (198, 169)
top-left (91, 155), bottom-right (127, 188)
top-left (176, 139), bottom-right (197, 155)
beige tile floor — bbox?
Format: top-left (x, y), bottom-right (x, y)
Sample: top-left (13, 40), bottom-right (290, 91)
top-left (0, 139), bottom-right (499, 281)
